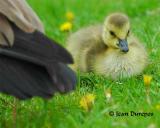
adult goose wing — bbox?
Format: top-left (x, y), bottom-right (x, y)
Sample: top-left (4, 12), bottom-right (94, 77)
top-left (0, 23), bottom-right (76, 99)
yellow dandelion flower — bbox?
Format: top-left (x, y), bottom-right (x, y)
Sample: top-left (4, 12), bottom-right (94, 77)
top-left (60, 22), bottom-right (72, 32)
top-left (86, 94), bottom-right (96, 102)
top-left (79, 93), bottom-right (96, 111)
top-left (66, 11), bottom-right (74, 21)
top-left (143, 75), bottom-right (152, 86)
top-left (80, 97), bottom-right (88, 111)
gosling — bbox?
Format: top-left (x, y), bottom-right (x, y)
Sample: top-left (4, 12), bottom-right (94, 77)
top-left (66, 13), bottom-right (147, 79)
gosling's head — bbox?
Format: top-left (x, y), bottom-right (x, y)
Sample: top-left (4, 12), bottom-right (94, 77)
top-left (102, 13), bottom-right (130, 53)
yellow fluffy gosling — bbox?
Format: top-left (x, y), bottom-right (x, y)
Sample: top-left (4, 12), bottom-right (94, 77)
top-left (66, 13), bottom-right (147, 79)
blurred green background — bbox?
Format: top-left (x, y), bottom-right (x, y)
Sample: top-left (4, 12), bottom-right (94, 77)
top-left (0, 0), bottom-right (160, 128)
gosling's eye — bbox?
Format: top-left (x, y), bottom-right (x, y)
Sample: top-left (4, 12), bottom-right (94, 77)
top-left (109, 31), bottom-right (116, 37)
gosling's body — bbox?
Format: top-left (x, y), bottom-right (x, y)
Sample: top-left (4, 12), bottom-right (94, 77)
top-left (67, 13), bottom-right (147, 79)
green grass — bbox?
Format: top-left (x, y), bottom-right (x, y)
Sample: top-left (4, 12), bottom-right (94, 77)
top-left (1, 0), bottom-right (160, 127)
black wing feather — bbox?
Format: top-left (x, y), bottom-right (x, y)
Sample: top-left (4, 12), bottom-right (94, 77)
top-left (0, 55), bottom-right (57, 99)
top-left (0, 23), bottom-right (73, 66)
top-left (0, 23), bottom-right (77, 99)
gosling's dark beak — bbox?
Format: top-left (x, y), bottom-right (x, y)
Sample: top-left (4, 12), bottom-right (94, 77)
top-left (118, 39), bottom-right (129, 53)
